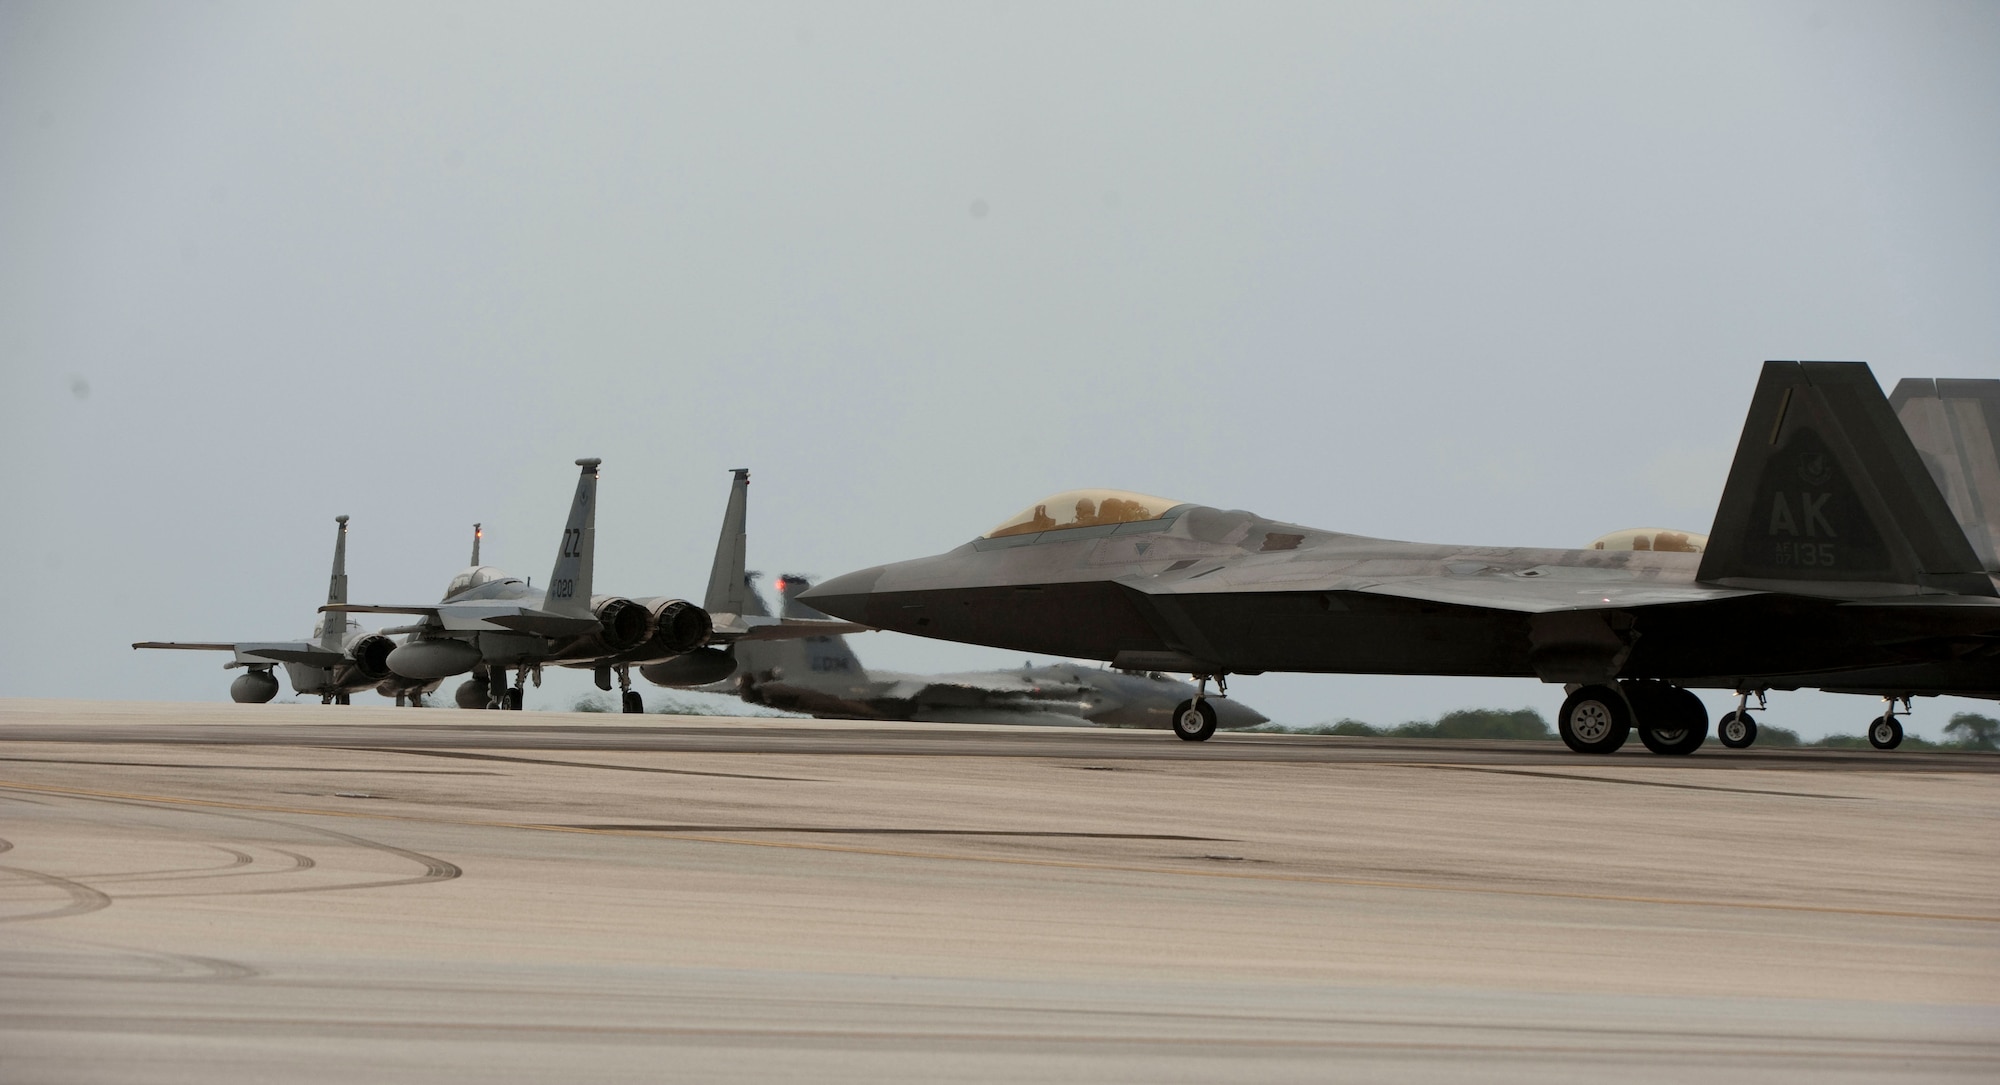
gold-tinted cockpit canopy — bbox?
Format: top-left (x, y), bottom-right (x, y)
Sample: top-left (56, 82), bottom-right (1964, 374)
top-left (985, 489), bottom-right (1184, 539)
top-left (1588, 528), bottom-right (1709, 553)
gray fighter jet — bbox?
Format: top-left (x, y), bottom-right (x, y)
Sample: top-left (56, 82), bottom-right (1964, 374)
top-left (665, 566), bottom-right (1267, 729)
top-left (805, 362), bottom-right (2000, 752)
top-left (135, 515), bottom-right (438, 705)
top-left (333, 462), bottom-right (861, 712)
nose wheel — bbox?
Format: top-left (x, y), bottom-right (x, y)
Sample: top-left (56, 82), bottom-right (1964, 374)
top-left (1869, 697), bottom-right (1909, 750)
top-left (1717, 690), bottom-right (1765, 749)
top-left (1172, 674), bottom-right (1224, 741)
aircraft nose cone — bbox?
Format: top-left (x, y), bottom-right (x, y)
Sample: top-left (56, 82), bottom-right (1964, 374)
top-left (798, 565), bottom-right (885, 624)
top-left (1214, 697), bottom-right (1268, 728)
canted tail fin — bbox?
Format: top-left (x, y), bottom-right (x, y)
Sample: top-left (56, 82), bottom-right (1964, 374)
top-left (1697, 362), bottom-right (1992, 595)
top-left (543, 458), bottom-right (599, 617)
top-left (1890, 378), bottom-right (2000, 573)
top-left (763, 573), bottom-right (865, 678)
top-left (321, 515), bottom-right (350, 649)
top-left (704, 469), bottom-right (751, 615)
top-left (470, 523), bottom-right (482, 566)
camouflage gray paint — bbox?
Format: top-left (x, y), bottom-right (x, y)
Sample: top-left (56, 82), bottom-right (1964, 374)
top-left (133, 515), bottom-right (441, 705)
top-left (806, 363), bottom-right (2000, 751)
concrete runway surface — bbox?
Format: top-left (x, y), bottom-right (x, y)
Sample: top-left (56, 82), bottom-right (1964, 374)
top-left (1, 699), bottom-right (1995, 1083)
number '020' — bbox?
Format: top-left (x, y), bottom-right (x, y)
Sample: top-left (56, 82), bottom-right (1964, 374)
top-left (550, 578), bottom-right (575, 599)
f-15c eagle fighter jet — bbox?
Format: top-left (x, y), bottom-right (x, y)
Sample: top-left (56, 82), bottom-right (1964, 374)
top-left (328, 461), bottom-right (864, 712)
top-left (805, 362), bottom-right (2000, 751)
top-left (134, 515), bottom-right (439, 705)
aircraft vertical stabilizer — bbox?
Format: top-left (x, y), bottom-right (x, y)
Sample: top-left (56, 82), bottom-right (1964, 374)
top-left (321, 515), bottom-right (350, 649)
top-left (1890, 378), bottom-right (2000, 573)
top-left (704, 469), bottom-right (752, 615)
top-left (1696, 362), bottom-right (1992, 595)
top-left (543, 458), bottom-right (600, 617)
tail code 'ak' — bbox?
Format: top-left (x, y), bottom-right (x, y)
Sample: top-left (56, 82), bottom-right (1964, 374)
top-left (1697, 361), bottom-right (1993, 597)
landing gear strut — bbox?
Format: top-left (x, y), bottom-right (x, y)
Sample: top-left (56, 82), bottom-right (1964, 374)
top-left (1718, 691), bottom-right (1764, 749)
top-left (617, 664), bottom-right (642, 714)
top-left (1172, 674), bottom-right (1223, 742)
top-left (489, 667), bottom-right (525, 711)
top-left (1869, 697), bottom-right (1909, 750)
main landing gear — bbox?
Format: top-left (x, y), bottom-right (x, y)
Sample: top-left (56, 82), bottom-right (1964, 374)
top-left (485, 666), bottom-right (531, 710)
top-left (595, 662), bottom-right (645, 713)
top-left (1557, 681), bottom-right (1706, 755)
top-left (1173, 674), bottom-right (1226, 742)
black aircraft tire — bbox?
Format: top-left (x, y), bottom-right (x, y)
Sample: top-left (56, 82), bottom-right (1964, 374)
top-left (507, 686), bottom-right (525, 712)
top-left (1637, 687), bottom-right (1707, 755)
top-left (1718, 711), bottom-right (1758, 749)
top-left (622, 690), bottom-right (644, 714)
top-left (1868, 715), bottom-right (1904, 750)
top-left (1172, 699), bottom-right (1218, 742)
top-left (1558, 686), bottom-right (1630, 754)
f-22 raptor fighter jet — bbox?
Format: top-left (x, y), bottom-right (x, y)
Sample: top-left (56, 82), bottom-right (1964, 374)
top-left (806, 362), bottom-right (2000, 752)
top-left (134, 516), bottom-right (439, 705)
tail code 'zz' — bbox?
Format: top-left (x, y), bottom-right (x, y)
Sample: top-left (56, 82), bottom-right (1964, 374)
top-left (1697, 361), bottom-right (1992, 596)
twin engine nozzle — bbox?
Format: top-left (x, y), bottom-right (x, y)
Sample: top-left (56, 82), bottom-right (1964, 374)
top-left (580, 596), bottom-right (714, 657)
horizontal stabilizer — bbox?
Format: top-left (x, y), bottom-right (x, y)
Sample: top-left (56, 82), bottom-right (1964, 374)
top-left (723, 616), bottom-right (873, 642)
top-left (1697, 361), bottom-right (1992, 596)
top-left (482, 611), bottom-right (602, 636)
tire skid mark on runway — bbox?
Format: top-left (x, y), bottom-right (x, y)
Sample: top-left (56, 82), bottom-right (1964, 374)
top-left (98, 811), bottom-right (460, 900)
top-left (0, 756), bottom-right (501, 775)
top-left (0, 785), bottom-right (460, 901)
top-left (346, 747), bottom-right (816, 782)
top-left (74, 845), bottom-right (254, 884)
top-left (0, 1012), bottom-right (1993, 1063)
top-left (0, 927), bottom-right (260, 982)
top-left (559, 825), bottom-right (1226, 839)
top-left (6, 778), bottom-right (1994, 925)
top-left (1405, 764), bottom-right (1873, 800)
top-left (0, 865), bottom-right (113, 923)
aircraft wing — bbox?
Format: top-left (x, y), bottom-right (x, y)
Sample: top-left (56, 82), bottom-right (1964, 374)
top-left (321, 602), bottom-right (598, 635)
top-left (1118, 567), bottom-right (1759, 615)
top-left (711, 614), bottom-right (873, 642)
top-left (917, 706), bottom-right (1097, 727)
top-left (133, 640), bottom-right (342, 666)
top-left (133, 641), bottom-right (241, 651)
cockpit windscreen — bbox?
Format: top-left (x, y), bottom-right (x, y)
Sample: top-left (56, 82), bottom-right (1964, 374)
top-left (985, 489), bottom-right (1183, 539)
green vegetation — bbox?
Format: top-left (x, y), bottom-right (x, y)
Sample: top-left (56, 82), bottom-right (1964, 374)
top-left (1252, 708), bottom-right (1552, 741)
top-left (1944, 713), bottom-right (2000, 751)
top-left (1253, 710), bottom-right (1999, 751)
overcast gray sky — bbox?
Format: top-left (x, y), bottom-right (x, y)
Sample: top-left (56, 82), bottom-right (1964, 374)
top-left (3, 1), bottom-right (1996, 738)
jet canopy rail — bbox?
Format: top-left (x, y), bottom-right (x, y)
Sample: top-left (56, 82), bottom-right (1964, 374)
top-left (985, 489), bottom-right (1187, 539)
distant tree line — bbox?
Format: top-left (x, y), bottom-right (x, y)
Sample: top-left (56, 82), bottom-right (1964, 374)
top-left (1254, 710), bottom-right (2000, 750)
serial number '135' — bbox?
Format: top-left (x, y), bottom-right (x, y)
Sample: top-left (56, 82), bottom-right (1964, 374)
top-left (1773, 541), bottom-right (1835, 567)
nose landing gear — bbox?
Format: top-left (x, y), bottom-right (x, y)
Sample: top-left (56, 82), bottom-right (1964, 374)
top-left (1172, 674), bottom-right (1225, 742)
top-left (1869, 697), bottom-right (1910, 750)
top-left (1718, 691), bottom-right (1765, 749)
